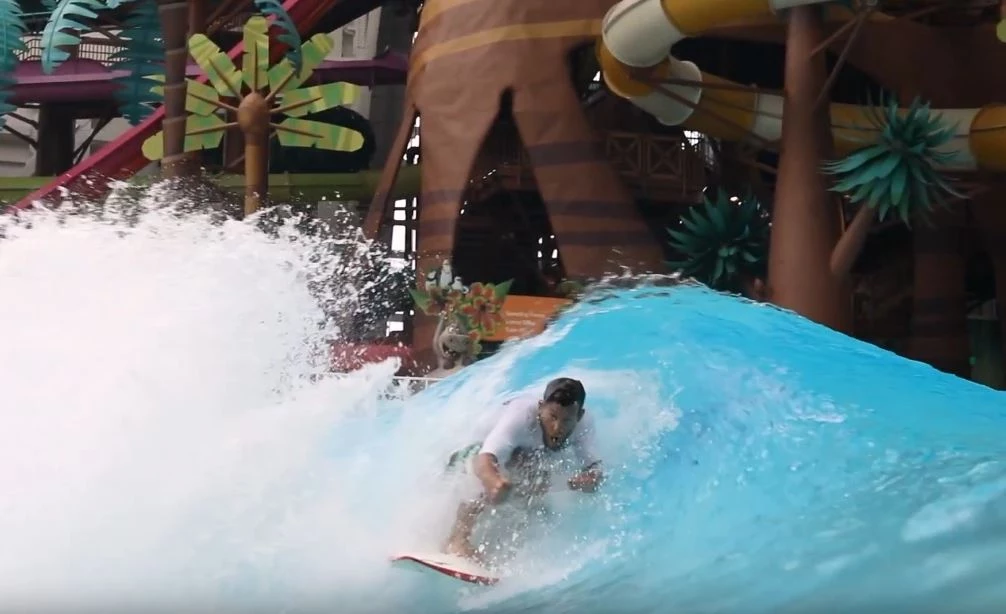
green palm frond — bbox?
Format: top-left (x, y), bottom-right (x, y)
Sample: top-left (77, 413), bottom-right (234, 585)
top-left (278, 82), bottom-right (359, 117)
top-left (252, 0), bottom-right (302, 71)
top-left (665, 188), bottom-right (769, 292)
top-left (188, 33), bottom-right (243, 98)
top-left (0, 0), bottom-right (26, 129)
top-left (41, 0), bottom-right (127, 74)
top-left (108, 0), bottom-right (163, 125)
top-left (267, 31), bottom-right (333, 95)
top-left (823, 93), bottom-right (966, 225)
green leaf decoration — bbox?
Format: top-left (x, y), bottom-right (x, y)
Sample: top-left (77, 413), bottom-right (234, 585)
top-left (188, 33), bottom-right (243, 99)
top-left (141, 114), bottom-right (227, 161)
top-left (0, 0), bottom-right (26, 129)
top-left (40, 0), bottom-right (114, 74)
top-left (252, 0), bottom-right (302, 72)
top-left (108, 0), bottom-right (163, 125)
top-left (493, 279), bottom-right (513, 301)
top-left (278, 82), bottom-right (360, 117)
top-left (267, 32), bottom-right (333, 95)
top-left (665, 188), bottom-right (769, 292)
top-left (147, 76), bottom-right (221, 116)
top-left (274, 117), bottom-right (365, 151)
top-left (823, 93), bottom-right (967, 225)
top-left (242, 16), bottom-right (270, 93)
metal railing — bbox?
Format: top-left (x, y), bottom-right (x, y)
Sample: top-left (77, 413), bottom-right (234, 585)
top-left (324, 373), bottom-right (442, 399)
top-left (384, 375), bottom-right (441, 397)
top-left (14, 10), bottom-right (255, 67)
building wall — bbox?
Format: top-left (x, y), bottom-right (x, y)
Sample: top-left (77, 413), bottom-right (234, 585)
top-left (0, 9), bottom-right (385, 178)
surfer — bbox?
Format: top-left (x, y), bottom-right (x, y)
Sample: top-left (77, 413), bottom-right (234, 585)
top-left (443, 377), bottom-right (603, 561)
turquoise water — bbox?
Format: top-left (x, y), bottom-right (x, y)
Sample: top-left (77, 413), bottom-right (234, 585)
top-left (2, 201), bottom-right (1005, 613)
top-left (368, 281), bottom-right (1006, 613)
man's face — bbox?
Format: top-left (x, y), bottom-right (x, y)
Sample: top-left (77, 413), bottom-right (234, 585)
top-left (539, 401), bottom-right (581, 450)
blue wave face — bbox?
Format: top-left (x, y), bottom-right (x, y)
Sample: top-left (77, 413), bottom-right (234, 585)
top-left (6, 202), bottom-right (1004, 613)
top-left (355, 281), bottom-right (1006, 613)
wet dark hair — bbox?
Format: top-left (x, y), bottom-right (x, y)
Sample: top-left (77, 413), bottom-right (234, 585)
top-left (543, 377), bottom-right (586, 408)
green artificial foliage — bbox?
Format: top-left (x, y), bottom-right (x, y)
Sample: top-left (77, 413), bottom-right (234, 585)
top-left (666, 189), bottom-right (769, 292)
top-left (822, 94), bottom-right (966, 225)
top-left (252, 0), bottom-right (303, 71)
top-left (40, 0), bottom-right (303, 122)
top-left (40, 0), bottom-right (111, 74)
top-left (109, 0), bottom-right (163, 124)
top-left (0, 0), bottom-right (25, 129)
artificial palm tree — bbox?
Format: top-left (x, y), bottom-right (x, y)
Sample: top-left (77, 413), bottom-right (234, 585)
top-left (141, 17), bottom-right (366, 215)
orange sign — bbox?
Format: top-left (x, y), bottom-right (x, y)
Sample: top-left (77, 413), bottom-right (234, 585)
top-left (484, 295), bottom-right (572, 342)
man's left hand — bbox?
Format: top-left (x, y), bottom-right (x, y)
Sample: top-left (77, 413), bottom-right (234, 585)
top-left (568, 468), bottom-right (603, 492)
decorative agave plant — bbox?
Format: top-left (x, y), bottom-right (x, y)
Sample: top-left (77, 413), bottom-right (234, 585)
top-left (666, 189), bottom-right (769, 292)
top-left (823, 94), bottom-right (966, 225)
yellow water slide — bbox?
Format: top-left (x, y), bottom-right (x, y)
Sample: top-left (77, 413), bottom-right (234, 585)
top-left (598, 0), bottom-right (1006, 171)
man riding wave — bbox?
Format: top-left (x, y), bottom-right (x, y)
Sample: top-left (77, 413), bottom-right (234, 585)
top-left (443, 377), bottom-right (603, 561)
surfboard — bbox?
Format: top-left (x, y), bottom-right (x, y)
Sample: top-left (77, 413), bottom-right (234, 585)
top-left (390, 551), bottom-right (499, 585)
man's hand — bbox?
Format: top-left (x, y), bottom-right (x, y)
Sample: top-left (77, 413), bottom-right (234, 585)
top-left (568, 468), bottom-right (603, 493)
top-left (486, 475), bottom-right (512, 503)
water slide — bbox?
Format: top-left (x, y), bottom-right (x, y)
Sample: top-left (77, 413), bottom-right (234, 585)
top-left (599, 0), bottom-right (1006, 171)
top-left (9, 0), bottom-right (384, 211)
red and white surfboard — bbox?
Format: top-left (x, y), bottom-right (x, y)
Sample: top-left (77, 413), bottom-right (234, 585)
top-left (390, 551), bottom-right (499, 585)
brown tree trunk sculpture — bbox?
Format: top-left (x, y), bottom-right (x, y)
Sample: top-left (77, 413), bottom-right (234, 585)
top-left (369, 0), bottom-right (666, 366)
top-left (767, 6), bottom-right (851, 332)
top-left (156, 0), bottom-right (190, 177)
top-left (907, 205), bottom-right (970, 376)
top-left (237, 92), bottom-right (271, 217)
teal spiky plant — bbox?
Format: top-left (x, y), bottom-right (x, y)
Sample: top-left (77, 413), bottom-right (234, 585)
top-left (822, 94), bottom-right (967, 225)
top-left (252, 0), bottom-right (303, 70)
top-left (108, 0), bottom-right (163, 124)
top-left (0, 0), bottom-right (26, 130)
top-left (666, 189), bottom-right (769, 292)
top-left (40, 0), bottom-right (303, 116)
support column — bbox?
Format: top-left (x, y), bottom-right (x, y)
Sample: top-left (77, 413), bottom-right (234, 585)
top-left (34, 104), bottom-right (76, 176)
top-left (766, 6), bottom-right (851, 332)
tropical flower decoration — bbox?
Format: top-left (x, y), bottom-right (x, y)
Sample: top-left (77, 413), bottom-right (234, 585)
top-left (409, 263), bottom-right (513, 355)
top-left (665, 188), bottom-right (769, 292)
top-left (457, 282), bottom-right (510, 337)
top-left (822, 94), bottom-right (966, 225)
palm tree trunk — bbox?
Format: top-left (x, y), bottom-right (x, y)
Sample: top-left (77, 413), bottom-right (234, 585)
top-left (830, 204), bottom-right (875, 277)
top-left (175, 0), bottom-right (208, 171)
top-left (766, 5), bottom-right (851, 332)
top-left (157, 0), bottom-right (190, 177)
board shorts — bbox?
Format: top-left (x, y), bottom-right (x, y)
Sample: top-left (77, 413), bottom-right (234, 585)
top-left (443, 443), bottom-right (551, 512)
top-left (445, 442), bottom-right (482, 473)
top-left (443, 442), bottom-right (485, 503)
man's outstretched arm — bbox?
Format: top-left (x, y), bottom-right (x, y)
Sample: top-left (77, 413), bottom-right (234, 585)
top-left (568, 461), bottom-right (603, 492)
